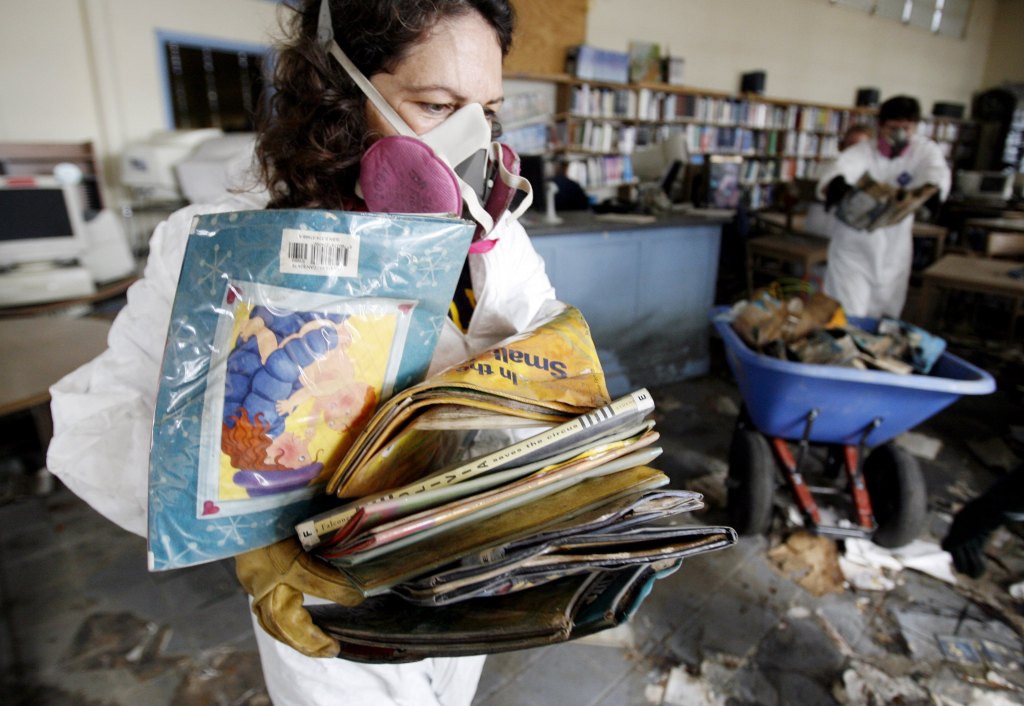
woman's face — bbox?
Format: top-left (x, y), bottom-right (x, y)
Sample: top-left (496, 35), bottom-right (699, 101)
top-left (366, 11), bottom-right (504, 138)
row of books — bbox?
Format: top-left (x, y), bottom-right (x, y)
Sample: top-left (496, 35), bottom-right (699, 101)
top-left (566, 86), bottom-right (866, 136)
top-left (740, 158), bottom-right (828, 184)
top-left (920, 119), bottom-right (961, 142)
top-left (555, 120), bottom-right (638, 155)
top-left (563, 155), bottom-right (634, 190)
top-left (553, 120), bottom-right (844, 161)
top-left (567, 85), bottom-right (637, 120)
top-left (679, 125), bottom-right (840, 158)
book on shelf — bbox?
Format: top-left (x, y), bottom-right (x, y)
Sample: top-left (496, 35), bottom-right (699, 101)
top-left (628, 41), bottom-right (661, 84)
top-left (146, 209), bottom-right (475, 570)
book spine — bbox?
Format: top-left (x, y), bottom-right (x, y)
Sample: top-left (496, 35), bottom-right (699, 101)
top-left (298, 388), bottom-right (655, 548)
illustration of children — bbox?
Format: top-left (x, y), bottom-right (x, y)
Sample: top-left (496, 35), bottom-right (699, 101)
top-left (221, 305), bottom-right (374, 496)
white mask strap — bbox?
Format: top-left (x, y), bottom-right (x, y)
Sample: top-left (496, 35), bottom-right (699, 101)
top-left (491, 142), bottom-right (533, 222)
top-left (317, 0), bottom-right (415, 138)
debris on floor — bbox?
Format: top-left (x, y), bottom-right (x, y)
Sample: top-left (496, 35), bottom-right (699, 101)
top-left (837, 659), bottom-right (930, 705)
top-left (171, 648), bottom-right (270, 706)
top-left (61, 612), bottom-right (183, 679)
top-left (767, 531), bottom-right (846, 596)
top-left (659, 664), bottom-right (722, 706)
top-left (895, 431), bottom-right (943, 461)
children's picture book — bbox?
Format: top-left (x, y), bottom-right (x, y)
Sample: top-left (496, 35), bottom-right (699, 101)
top-left (147, 209), bottom-right (475, 570)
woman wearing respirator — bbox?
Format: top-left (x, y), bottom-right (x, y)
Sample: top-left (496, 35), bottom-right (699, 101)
top-left (48, 1), bottom-right (556, 704)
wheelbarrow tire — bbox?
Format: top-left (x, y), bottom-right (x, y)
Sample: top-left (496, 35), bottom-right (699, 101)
top-left (864, 443), bottom-right (926, 549)
top-left (727, 427), bottom-right (775, 536)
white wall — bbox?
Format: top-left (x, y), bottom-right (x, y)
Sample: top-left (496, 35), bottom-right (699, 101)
top-left (586, 0), bottom-right (1001, 110)
top-left (0, 0), bottom-right (281, 192)
top-left (1, 0), bottom-right (1019, 198)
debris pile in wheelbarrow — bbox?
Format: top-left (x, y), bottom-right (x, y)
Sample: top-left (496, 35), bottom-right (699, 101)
top-left (727, 289), bottom-right (946, 375)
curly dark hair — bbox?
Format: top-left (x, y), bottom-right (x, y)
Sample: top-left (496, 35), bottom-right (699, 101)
top-left (255, 0), bottom-right (515, 210)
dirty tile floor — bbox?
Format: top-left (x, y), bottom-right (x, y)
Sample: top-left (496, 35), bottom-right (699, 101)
top-left (2, 338), bottom-right (1023, 705)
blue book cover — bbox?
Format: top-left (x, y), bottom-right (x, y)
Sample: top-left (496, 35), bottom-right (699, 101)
top-left (147, 209), bottom-right (474, 570)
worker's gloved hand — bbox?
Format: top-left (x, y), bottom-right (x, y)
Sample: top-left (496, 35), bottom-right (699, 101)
top-left (944, 535), bottom-right (988, 579)
top-left (824, 176), bottom-right (852, 212)
top-left (920, 184), bottom-right (943, 221)
top-left (941, 497), bottom-right (1000, 579)
top-left (235, 537), bottom-right (364, 657)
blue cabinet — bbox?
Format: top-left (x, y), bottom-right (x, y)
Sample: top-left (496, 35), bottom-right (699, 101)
top-left (527, 218), bottom-right (723, 396)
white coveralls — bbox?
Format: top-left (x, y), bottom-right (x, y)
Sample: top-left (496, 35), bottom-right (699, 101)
top-left (815, 135), bottom-right (950, 318)
top-left (46, 191), bottom-right (557, 706)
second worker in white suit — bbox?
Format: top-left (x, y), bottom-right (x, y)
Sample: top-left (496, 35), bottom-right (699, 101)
top-left (816, 95), bottom-right (951, 319)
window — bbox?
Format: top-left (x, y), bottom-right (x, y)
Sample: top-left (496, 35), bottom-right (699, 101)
top-left (830, 0), bottom-right (972, 38)
top-left (158, 32), bottom-right (271, 131)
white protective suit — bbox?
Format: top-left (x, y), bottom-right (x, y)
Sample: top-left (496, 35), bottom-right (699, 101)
top-left (47, 190), bottom-right (557, 706)
top-left (815, 134), bottom-right (950, 318)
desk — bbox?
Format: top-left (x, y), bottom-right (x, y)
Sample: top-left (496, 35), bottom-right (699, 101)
top-left (0, 316), bottom-right (111, 416)
top-left (746, 232), bottom-right (829, 294)
top-left (965, 218), bottom-right (1024, 234)
top-left (755, 212), bottom-right (818, 236)
top-left (919, 255), bottom-right (1024, 338)
top-left (757, 211), bottom-right (948, 255)
top-left (0, 276), bottom-right (136, 319)
top-left (0, 316), bottom-right (111, 464)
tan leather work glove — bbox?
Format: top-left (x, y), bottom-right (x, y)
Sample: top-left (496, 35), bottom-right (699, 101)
top-left (235, 537), bottom-right (364, 658)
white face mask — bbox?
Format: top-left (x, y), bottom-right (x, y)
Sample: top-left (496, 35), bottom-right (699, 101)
top-left (316, 0), bottom-right (531, 238)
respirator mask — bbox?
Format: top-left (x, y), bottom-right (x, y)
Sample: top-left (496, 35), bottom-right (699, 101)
top-left (878, 127), bottom-right (911, 160)
top-left (317, 0), bottom-right (532, 252)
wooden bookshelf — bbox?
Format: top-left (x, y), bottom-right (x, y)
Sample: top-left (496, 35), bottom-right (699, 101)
top-left (504, 72), bottom-right (886, 207)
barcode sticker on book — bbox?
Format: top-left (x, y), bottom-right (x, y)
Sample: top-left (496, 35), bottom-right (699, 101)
top-left (280, 228), bottom-right (360, 277)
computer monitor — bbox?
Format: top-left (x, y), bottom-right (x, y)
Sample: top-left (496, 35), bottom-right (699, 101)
top-left (631, 133), bottom-right (689, 200)
top-left (0, 175), bottom-right (88, 269)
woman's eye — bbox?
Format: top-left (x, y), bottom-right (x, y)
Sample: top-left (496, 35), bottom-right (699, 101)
top-left (420, 103), bottom-right (453, 117)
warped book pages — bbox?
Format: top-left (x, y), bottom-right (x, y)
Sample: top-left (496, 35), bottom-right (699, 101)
top-left (319, 302), bottom-right (613, 503)
top-left (307, 563), bottom-right (672, 663)
top-left (298, 388), bottom-right (656, 555)
top-left (836, 173), bottom-right (938, 231)
top-left (285, 302), bottom-right (737, 660)
top-left (147, 209), bottom-right (474, 571)
top-left (295, 380), bottom-right (736, 593)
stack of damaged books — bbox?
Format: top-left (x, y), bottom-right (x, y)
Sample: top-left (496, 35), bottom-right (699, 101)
top-left (295, 304), bottom-right (736, 661)
top-left (726, 288), bottom-right (946, 374)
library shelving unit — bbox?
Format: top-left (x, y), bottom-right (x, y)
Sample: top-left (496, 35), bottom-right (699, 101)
top-left (920, 116), bottom-right (976, 169)
top-left (504, 72), bottom-right (879, 208)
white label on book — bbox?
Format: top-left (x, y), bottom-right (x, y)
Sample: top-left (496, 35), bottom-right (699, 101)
top-left (280, 228), bottom-right (359, 277)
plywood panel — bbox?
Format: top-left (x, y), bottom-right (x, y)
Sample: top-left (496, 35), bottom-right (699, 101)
top-left (505, 0), bottom-right (588, 75)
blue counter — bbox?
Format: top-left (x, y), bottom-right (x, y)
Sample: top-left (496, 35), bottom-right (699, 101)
top-left (522, 211), bottom-right (726, 396)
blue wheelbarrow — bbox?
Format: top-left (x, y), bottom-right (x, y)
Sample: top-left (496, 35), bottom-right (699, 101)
top-left (710, 306), bottom-right (996, 547)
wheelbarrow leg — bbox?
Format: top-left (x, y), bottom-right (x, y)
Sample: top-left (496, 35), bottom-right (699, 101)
top-left (843, 419), bottom-right (881, 531)
top-left (771, 409), bottom-right (823, 528)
